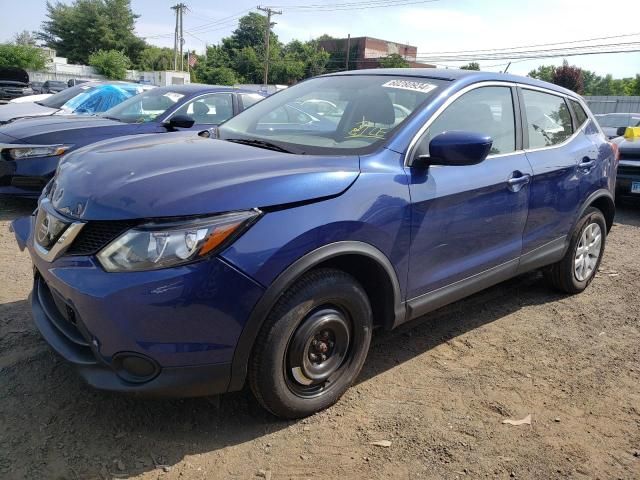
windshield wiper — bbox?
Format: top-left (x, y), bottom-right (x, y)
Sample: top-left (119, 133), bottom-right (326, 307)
top-left (225, 138), bottom-right (297, 154)
top-left (100, 115), bottom-right (123, 122)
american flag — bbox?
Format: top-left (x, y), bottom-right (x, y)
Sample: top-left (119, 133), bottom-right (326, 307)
top-left (188, 52), bottom-right (198, 68)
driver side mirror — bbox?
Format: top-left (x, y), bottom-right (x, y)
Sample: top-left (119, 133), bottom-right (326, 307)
top-left (413, 131), bottom-right (493, 167)
top-left (164, 114), bottom-right (195, 130)
top-left (616, 126), bottom-right (628, 137)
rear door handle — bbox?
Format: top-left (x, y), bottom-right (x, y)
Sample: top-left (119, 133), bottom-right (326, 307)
top-left (507, 172), bottom-right (531, 192)
top-left (578, 158), bottom-right (596, 169)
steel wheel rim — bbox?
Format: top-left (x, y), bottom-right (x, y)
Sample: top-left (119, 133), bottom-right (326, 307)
top-left (285, 307), bottom-right (351, 398)
top-left (574, 222), bottom-right (602, 282)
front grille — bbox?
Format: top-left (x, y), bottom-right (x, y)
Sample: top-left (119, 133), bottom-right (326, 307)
top-left (11, 176), bottom-right (48, 190)
top-left (620, 154), bottom-right (640, 161)
top-left (67, 220), bottom-right (138, 256)
top-left (618, 165), bottom-right (640, 176)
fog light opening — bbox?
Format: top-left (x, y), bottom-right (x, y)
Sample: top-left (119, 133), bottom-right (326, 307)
top-left (113, 353), bottom-right (159, 383)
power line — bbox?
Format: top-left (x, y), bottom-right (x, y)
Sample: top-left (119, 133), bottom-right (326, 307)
top-left (267, 0), bottom-right (441, 11)
top-left (413, 31), bottom-right (640, 56)
top-left (187, 8), bottom-right (252, 33)
top-left (413, 41), bottom-right (640, 62)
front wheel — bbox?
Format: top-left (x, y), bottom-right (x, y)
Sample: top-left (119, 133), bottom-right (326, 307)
top-left (248, 268), bottom-right (372, 419)
top-left (544, 207), bottom-right (606, 294)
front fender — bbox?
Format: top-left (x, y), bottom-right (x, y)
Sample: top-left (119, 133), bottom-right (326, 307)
top-left (225, 240), bottom-right (405, 392)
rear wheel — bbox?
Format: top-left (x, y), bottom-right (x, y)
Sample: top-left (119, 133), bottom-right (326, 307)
top-left (544, 207), bottom-right (606, 294)
top-left (248, 268), bottom-right (372, 419)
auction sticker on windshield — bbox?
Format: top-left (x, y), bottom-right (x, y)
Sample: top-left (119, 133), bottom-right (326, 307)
top-left (382, 79), bottom-right (437, 94)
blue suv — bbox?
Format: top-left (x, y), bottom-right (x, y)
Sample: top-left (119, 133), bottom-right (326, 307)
top-left (12, 69), bottom-right (617, 418)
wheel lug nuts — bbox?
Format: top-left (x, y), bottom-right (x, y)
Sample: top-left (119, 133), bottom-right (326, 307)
top-left (309, 353), bottom-right (318, 361)
top-left (320, 354), bottom-right (327, 362)
top-left (311, 339), bottom-right (318, 347)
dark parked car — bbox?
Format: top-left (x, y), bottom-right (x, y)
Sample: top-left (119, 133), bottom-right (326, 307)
top-left (613, 127), bottom-right (640, 200)
top-left (41, 80), bottom-right (68, 94)
top-left (595, 113), bottom-right (640, 139)
top-left (30, 81), bottom-right (45, 94)
top-left (12, 69), bottom-right (617, 418)
top-left (67, 79), bottom-right (89, 87)
top-left (0, 84), bottom-right (263, 196)
top-left (0, 81), bottom-right (152, 125)
top-left (0, 67), bottom-right (33, 103)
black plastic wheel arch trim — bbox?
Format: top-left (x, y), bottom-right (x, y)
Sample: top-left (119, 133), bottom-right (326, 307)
top-left (226, 241), bottom-right (405, 393)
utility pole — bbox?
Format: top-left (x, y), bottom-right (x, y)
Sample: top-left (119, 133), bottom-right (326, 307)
top-left (345, 34), bottom-right (351, 71)
top-left (171, 3), bottom-right (187, 71)
top-left (257, 6), bottom-right (282, 87)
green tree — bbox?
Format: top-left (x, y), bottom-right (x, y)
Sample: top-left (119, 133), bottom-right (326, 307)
top-left (88, 49), bottom-right (130, 79)
top-left (198, 66), bottom-right (238, 86)
top-left (232, 46), bottom-right (264, 84)
top-left (14, 30), bottom-right (37, 46)
top-left (528, 65), bottom-right (556, 83)
top-left (283, 40), bottom-right (330, 78)
top-left (460, 62), bottom-right (480, 70)
top-left (223, 12), bottom-right (275, 52)
top-left (0, 43), bottom-right (46, 69)
top-left (38, 0), bottom-right (146, 65)
top-left (137, 46), bottom-right (174, 71)
top-left (378, 53), bottom-right (410, 68)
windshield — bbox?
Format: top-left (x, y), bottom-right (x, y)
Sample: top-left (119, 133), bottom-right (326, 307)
top-left (101, 88), bottom-right (185, 123)
top-left (38, 84), bottom-right (96, 108)
top-left (218, 75), bottom-right (447, 155)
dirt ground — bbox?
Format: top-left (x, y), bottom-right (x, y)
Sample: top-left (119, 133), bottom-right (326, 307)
top-left (0, 197), bottom-right (638, 480)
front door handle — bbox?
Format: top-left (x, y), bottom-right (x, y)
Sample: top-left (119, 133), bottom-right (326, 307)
top-left (507, 172), bottom-right (531, 192)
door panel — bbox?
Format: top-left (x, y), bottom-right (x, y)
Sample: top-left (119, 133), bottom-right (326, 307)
top-left (406, 154), bottom-right (531, 299)
top-left (520, 89), bottom-right (599, 253)
top-left (406, 85), bottom-right (531, 300)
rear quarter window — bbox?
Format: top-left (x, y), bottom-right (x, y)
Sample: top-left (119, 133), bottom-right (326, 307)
top-left (569, 99), bottom-right (589, 128)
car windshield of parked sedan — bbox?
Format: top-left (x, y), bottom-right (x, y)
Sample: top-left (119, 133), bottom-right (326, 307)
top-left (100, 88), bottom-right (185, 123)
top-left (36, 84), bottom-right (97, 109)
top-left (218, 75), bottom-right (448, 155)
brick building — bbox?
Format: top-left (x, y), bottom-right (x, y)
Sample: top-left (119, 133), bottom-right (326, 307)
top-left (318, 36), bottom-right (434, 70)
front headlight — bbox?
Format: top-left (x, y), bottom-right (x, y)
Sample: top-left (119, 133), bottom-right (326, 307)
top-left (96, 210), bottom-right (261, 272)
top-left (7, 144), bottom-right (72, 160)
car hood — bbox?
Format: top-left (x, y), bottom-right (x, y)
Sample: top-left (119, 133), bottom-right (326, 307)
top-left (0, 114), bottom-right (127, 140)
top-left (0, 102), bottom-right (58, 124)
top-left (50, 134), bottom-right (360, 220)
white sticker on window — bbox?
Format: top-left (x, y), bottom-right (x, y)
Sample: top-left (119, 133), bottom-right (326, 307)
top-left (382, 79), bottom-right (437, 94)
top-left (163, 92), bottom-right (185, 102)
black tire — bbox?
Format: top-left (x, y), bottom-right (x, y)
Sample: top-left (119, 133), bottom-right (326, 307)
top-left (248, 268), bottom-right (372, 419)
top-left (544, 207), bottom-right (607, 294)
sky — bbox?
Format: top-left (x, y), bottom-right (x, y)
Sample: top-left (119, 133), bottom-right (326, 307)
top-left (1, 0), bottom-right (639, 78)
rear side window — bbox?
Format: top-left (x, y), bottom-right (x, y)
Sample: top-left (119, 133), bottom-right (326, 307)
top-left (569, 99), bottom-right (588, 128)
top-left (240, 93), bottom-right (264, 110)
top-left (522, 89), bottom-right (573, 149)
top-left (418, 86), bottom-right (516, 156)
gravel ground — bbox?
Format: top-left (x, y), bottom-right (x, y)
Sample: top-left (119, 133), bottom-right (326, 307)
top-left (0, 197), bottom-right (638, 480)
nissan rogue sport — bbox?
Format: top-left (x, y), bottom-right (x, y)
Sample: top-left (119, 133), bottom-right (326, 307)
top-left (12, 69), bottom-right (618, 418)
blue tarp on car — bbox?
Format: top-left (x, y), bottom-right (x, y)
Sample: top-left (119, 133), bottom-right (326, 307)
top-left (60, 84), bottom-right (151, 115)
